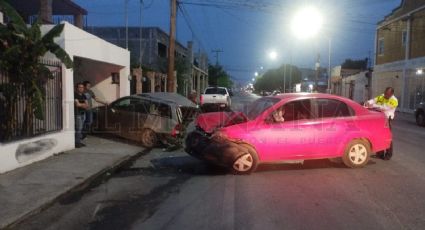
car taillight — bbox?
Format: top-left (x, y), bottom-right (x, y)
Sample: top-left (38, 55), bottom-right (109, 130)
top-left (200, 95), bottom-right (203, 105)
top-left (171, 123), bottom-right (183, 137)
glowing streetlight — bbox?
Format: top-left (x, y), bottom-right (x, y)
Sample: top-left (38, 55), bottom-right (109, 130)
top-left (417, 69), bottom-right (424, 75)
top-left (291, 6), bottom-right (323, 40)
top-left (268, 50), bottom-right (278, 60)
top-left (291, 6), bottom-right (332, 93)
top-left (254, 72), bottom-right (259, 77)
top-left (252, 78), bottom-right (255, 82)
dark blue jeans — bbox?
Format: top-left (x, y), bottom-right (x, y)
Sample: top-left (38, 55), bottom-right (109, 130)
top-left (75, 113), bottom-right (86, 144)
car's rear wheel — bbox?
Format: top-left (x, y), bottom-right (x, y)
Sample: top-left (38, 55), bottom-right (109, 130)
top-left (231, 144), bottom-right (259, 175)
top-left (139, 128), bottom-right (157, 148)
top-left (342, 139), bottom-right (370, 168)
top-left (416, 112), bottom-right (425, 126)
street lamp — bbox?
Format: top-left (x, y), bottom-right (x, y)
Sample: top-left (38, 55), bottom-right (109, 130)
top-left (268, 50), bottom-right (278, 61)
top-left (254, 72), bottom-right (259, 77)
top-left (291, 6), bottom-right (332, 93)
top-left (291, 6), bottom-right (323, 40)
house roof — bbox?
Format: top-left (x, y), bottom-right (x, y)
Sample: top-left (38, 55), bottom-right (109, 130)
top-left (378, 0), bottom-right (425, 25)
top-left (9, 0), bottom-right (87, 16)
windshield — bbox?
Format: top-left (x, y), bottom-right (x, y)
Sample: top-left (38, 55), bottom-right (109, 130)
top-left (242, 97), bottom-right (280, 120)
top-left (205, 88), bottom-right (227, 95)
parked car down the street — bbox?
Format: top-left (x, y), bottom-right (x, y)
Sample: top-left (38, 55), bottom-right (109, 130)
top-left (93, 93), bottom-right (198, 148)
top-left (185, 93), bottom-right (393, 174)
top-left (200, 87), bottom-right (232, 112)
top-left (414, 102), bottom-right (425, 126)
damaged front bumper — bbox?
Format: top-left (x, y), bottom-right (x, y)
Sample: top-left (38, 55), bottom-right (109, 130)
top-left (185, 130), bottom-right (251, 167)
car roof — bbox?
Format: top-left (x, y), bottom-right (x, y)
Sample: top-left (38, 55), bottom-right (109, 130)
top-left (270, 93), bottom-right (368, 115)
top-left (126, 94), bottom-right (177, 106)
top-left (136, 92), bottom-right (197, 108)
top-left (271, 93), bottom-right (348, 100)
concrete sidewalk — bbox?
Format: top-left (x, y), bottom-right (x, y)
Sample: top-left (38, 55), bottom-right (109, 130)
top-left (0, 136), bottom-right (144, 229)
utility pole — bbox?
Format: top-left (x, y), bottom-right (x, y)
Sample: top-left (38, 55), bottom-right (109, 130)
top-left (167, 0), bottom-right (177, 92)
top-left (315, 53), bottom-right (320, 92)
top-left (125, 0), bottom-right (129, 50)
top-left (139, 0), bottom-right (143, 68)
top-left (212, 49), bottom-right (223, 65)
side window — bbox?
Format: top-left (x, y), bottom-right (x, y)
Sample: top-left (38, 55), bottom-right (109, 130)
top-left (111, 98), bottom-right (140, 112)
top-left (157, 103), bottom-right (172, 118)
top-left (315, 99), bottom-right (354, 118)
top-left (283, 99), bottom-right (313, 122)
top-left (111, 98), bottom-right (131, 111)
top-left (134, 101), bottom-right (149, 114)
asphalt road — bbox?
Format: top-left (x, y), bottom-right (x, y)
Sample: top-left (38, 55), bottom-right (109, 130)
top-left (15, 92), bottom-right (425, 230)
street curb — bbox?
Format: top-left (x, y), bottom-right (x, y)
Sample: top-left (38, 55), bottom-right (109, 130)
top-left (3, 149), bottom-right (148, 230)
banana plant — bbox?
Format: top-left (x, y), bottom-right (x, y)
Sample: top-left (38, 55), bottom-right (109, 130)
top-left (0, 0), bottom-right (73, 140)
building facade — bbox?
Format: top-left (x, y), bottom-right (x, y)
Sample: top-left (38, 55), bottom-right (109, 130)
top-left (374, 0), bottom-right (425, 112)
top-left (0, 1), bottom-right (130, 173)
top-left (87, 26), bottom-right (208, 97)
top-left (8, 0), bottom-right (87, 28)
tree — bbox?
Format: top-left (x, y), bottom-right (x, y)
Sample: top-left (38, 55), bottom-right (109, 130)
top-left (254, 64), bottom-right (301, 92)
top-left (208, 64), bottom-right (233, 88)
top-left (0, 0), bottom-right (73, 140)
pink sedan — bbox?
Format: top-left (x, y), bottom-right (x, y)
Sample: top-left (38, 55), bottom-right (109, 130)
top-left (185, 93), bottom-right (392, 174)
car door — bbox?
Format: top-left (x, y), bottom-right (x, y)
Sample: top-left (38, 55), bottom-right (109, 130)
top-left (307, 98), bottom-right (356, 157)
top-left (105, 97), bottom-right (137, 138)
top-left (250, 99), bottom-right (318, 162)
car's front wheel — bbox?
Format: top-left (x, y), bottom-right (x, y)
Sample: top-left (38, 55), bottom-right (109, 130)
top-left (342, 139), bottom-right (371, 168)
top-left (231, 144), bottom-right (259, 175)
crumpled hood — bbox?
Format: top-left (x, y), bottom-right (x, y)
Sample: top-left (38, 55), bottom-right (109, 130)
top-left (196, 111), bottom-right (247, 133)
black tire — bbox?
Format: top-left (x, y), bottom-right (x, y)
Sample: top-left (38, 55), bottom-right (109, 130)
top-left (416, 112), bottom-right (425, 127)
top-left (230, 143), bottom-right (259, 175)
top-left (342, 139), bottom-right (371, 168)
top-left (139, 128), bottom-right (158, 148)
top-left (185, 131), bottom-right (209, 158)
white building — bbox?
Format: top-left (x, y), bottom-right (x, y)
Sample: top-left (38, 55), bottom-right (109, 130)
top-left (0, 22), bottom-right (130, 173)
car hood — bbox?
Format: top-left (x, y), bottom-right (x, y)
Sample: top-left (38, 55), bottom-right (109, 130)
top-left (196, 111), bottom-right (248, 133)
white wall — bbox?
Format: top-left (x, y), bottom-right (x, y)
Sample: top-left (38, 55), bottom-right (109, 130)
top-left (0, 22), bottom-right (130, 174)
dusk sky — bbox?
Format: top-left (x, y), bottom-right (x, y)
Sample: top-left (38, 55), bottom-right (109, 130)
top-left (74, 0), bottom-right (401, 83)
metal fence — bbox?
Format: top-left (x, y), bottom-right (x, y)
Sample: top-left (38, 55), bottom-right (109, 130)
top-left (0, 59), bottom-right (63, 143)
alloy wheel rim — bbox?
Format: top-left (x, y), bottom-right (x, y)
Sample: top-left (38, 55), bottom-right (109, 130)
top-left (143, 131), bottom-right (154, 146)
top-left (348, 144), bottom-right (367, 164)
top-left (233, 154), bottom-right (253, 172)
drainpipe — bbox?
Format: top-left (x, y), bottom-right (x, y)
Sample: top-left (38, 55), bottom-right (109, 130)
top-left (401, 15), bottom-right (411, 112)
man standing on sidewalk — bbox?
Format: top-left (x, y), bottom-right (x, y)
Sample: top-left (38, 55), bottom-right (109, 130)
top-left (365, 86), bottom-right (398, 160)
top-left (75, 82), bottom-right (88, 148)
top-left (82, 81), bottom-right (108, 139)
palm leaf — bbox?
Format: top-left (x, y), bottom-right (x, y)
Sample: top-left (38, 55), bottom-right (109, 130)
top-left (45, 43), bottom-right (73, 69)
top-left (29, 16), bottom-right (42, 42)
top-left (0, 0), bottom-right (28, 34)
top-left (42, 23), bottom-right (64, 44)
